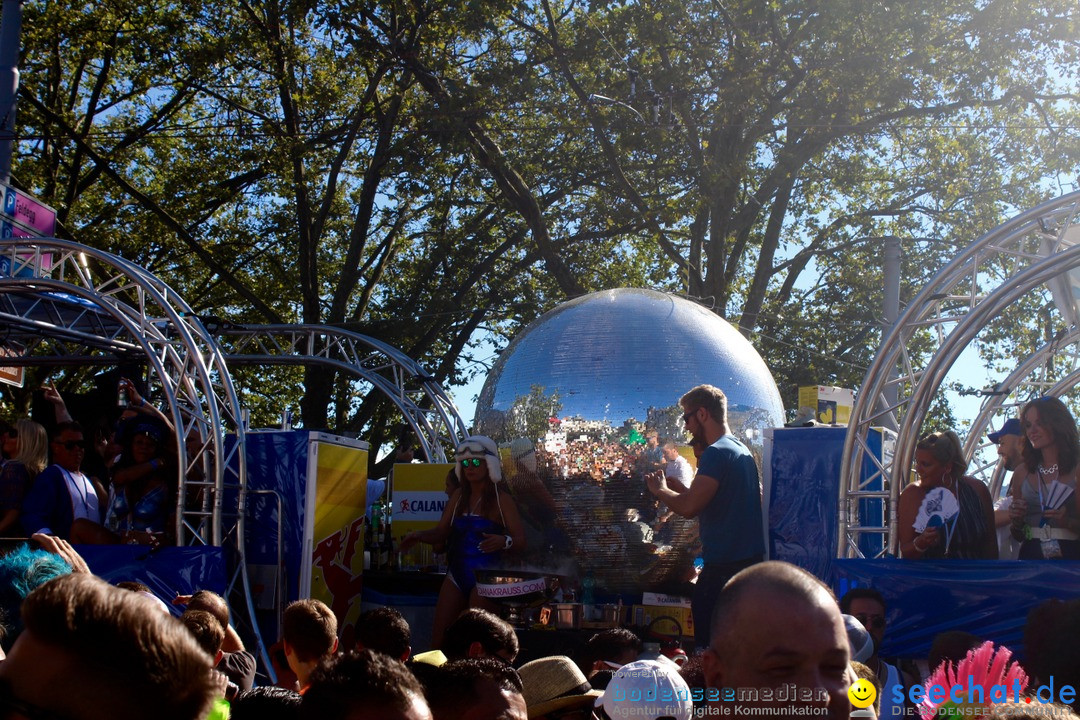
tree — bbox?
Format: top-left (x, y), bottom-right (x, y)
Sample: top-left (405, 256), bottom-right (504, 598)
top-left (484, 0), bottom-right (1080, 411)
top-left (7, 0), bottom-right (1078, 442)
top-left (8, 0), bottom-right (660, 455)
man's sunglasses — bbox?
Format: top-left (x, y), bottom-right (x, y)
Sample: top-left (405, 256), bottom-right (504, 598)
top-left (461, 458), bottom-right (484, 468)
top-left (53, 440), bottom-right (87, 451)
top-left (854, 613), bottom-right (886, 630)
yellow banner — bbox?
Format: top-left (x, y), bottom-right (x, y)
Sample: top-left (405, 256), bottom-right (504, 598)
top-left (392, 463), bottom-right (454, 571)
top-left (309, 442), bottom-right (368, 645)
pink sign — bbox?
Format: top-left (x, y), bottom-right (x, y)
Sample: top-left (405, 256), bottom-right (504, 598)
top-left (2, 184), bottom-right (56, 236)
top-left (1, 220), bottom-right (33, 238)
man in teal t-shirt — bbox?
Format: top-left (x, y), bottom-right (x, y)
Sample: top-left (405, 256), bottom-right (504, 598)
top-left (646, 384), bottom-right (764, 649)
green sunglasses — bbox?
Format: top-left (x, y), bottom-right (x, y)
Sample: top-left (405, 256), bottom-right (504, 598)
top-left (461, 458), bottom-right (484, 467)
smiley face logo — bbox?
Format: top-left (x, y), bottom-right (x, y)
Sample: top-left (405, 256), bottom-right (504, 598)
top-left (848, 678), bottom-right (877, 709)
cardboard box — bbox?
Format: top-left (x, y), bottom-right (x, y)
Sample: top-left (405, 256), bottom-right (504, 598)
top-left (633, 603), bottom-right (694, 639)
top-left (798, 385), bottom-right (854, 425)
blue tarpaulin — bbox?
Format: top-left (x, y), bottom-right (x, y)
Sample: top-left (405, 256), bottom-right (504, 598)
top-left (832, 559), bottom-right (1080, 660)
top-left (76, 544), bottom-right (227, 612)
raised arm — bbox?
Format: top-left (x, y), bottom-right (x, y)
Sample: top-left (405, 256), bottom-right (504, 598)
top-left (42, 382), bottom-right (73, 424)
top-left (120, 378), bottom-right (174, 433)
top-left (646, 469), bottom-right (719, 518)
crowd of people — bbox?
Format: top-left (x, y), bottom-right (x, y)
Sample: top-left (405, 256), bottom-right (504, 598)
top-left (534, 437), bottom-right (652, 484)
top-left (2, 380), bottom-right (1080, 719)
top-left (0, 379), bottom-right (178, 548)
top-left (0, 533), bottom-right (1077, 720)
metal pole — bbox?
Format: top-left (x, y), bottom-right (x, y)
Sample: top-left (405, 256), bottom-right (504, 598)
top-left (881, 235), bottom-right (901, 431)
top-left (0, 0), bottom-right (23, 184)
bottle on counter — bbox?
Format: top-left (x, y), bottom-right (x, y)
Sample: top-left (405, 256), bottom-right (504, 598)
top-left (582, 570), bottom-right (596, 621)
top-left (371, 502), bottom-right (384, 570)
top-left (363, 515), bottom-right (374, 570)
top-left (381, 503), bottom-right (395, 571)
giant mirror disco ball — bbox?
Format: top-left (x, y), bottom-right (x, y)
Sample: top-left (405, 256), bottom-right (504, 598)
top-left (475, 288), bottom-right (784, 595)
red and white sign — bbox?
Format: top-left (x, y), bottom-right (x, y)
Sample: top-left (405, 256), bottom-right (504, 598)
top-left (0, 348), bottom-right (24, 388)
top-left (394, 491), bottom-right (449, 522)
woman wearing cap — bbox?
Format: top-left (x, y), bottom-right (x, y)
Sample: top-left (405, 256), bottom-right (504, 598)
top-left (71, 379), bottom-right (176, 546)
top-left (898, 430), bottom-right (996, 559)
top-left (400, 435), bottom-right (526, 648)
top-left (0, 419), bottom-right (49, 535)
top-left (1008, 396), bottom-right (1080, 559)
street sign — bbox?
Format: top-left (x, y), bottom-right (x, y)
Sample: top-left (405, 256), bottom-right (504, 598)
top-left (1, 219), bottom-right (33, 238)
top-left (0, 348), bottom-right (24, 388)
top-left (0, 181), bottom-right (56, 236)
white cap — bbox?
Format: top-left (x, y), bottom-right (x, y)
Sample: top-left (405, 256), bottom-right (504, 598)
top-left (844, 613), bottom-right (876, 664)
top-left (600, 659), bottom-right (693, 720)
top-left (455, 435), bottom-right (503, 482)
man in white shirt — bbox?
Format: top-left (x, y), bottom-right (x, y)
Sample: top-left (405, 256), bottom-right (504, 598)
top-left (21, 423), bottom-right (103, 539)
top-left (661, 440), bottom-right (694, 491)
top-left (988, 418), bottom-right (1023, 560)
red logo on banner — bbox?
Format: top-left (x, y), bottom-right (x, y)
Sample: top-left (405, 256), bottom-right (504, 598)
top-left (312, 516), bottom-right (365, 647)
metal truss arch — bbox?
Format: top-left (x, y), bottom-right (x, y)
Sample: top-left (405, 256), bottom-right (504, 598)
top-left (0, 238), bottom-right (248, 547)
top-left (0, 237), bottom-right (267, 671)
top-left (217, 324), bottom-right (469, 461)
top-left (840, 191), bottom-right (1080, 558)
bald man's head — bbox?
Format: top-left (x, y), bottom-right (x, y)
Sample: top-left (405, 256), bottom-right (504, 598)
top-left (709, 561), bottom-right (833, 647)
top-left (703, 562), bottom-right (851, 720)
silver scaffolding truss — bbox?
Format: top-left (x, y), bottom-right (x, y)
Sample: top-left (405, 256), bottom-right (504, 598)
top-left (0, 236), bottom-right (264, 666)
top-left (0, 237), bottom-right (469, 669)
top-left (217, 325), bottom-right (468, 461)
top-left (840, 191), bottom-right (1080, 558)
top-left (0, 238), bottom-right (246, 547)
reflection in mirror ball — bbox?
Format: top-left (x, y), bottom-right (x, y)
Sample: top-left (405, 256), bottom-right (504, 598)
top-left (475, 288), bottom-right (784, 595)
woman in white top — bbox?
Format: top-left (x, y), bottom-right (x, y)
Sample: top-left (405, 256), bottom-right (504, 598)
top-left (1009, 396), bottom-right (1080, 559)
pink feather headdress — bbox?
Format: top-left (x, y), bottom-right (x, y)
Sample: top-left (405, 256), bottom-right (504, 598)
top-left (920, 641), bottom-right (1029, 719)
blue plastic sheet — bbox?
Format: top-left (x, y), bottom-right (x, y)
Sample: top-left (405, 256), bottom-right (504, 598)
top-left (76, 544), bottom-right (226, 613)
top-left (832, 559), bottom-right (1080, 660)
top-left (232, 431), bottom-right (309, 592)
top-left (226, 430), bottom-right (312, 645)
top-left (768, 427), bottom-right (887, 577)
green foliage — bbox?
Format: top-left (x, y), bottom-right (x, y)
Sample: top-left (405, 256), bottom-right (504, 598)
top-left (8, 0), bottom-right (1079, 450)
top-left (504, 384), bottom-right (562, 442)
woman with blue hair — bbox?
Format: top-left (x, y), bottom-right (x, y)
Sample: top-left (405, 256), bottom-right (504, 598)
top-left (0, 535), bottom-right (80, 652)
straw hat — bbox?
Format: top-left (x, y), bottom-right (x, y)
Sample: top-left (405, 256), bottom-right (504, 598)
top-left (519, 655), bottom-right (602, 718)
top-left (410, 649), bottom-right (447, 666)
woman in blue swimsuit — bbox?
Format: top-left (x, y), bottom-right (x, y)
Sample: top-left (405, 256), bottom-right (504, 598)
top-left (400, 435), bottom-right (526, 648)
